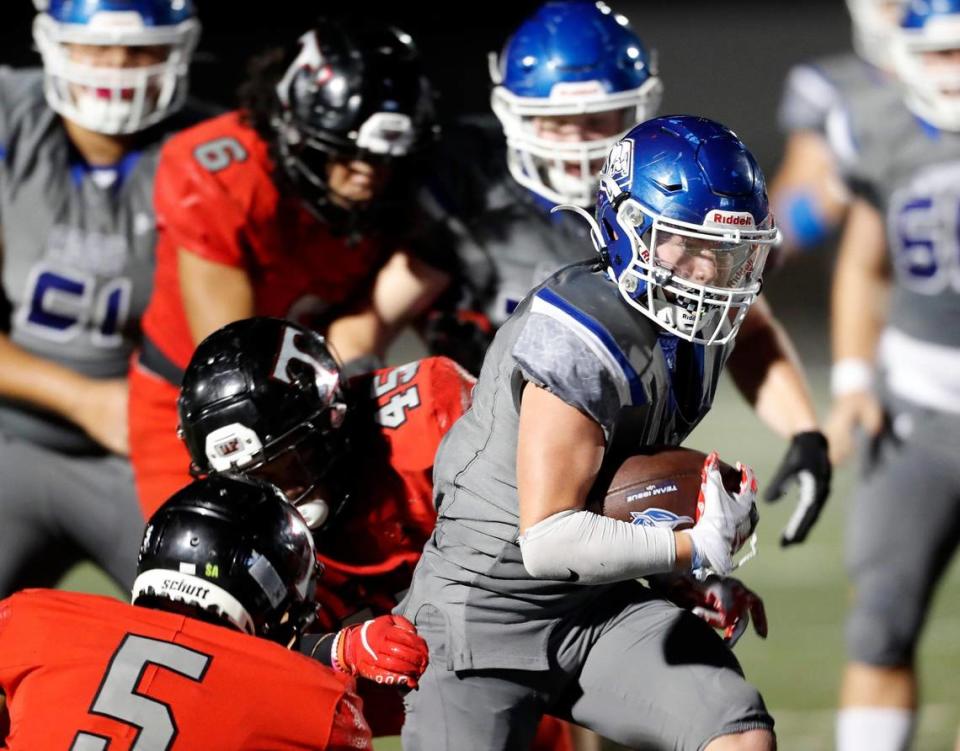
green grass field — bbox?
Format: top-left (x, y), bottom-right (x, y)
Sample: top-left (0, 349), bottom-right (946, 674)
top-left (58, 367), bottom-right (960, 750)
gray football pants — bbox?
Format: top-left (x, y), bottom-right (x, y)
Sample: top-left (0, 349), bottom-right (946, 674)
top-left (0, 431), bottom-right (145, 595)
top-left (845, 396), bottom-right (960, 667)
top-left (402, 583), bottom-right (773, 751)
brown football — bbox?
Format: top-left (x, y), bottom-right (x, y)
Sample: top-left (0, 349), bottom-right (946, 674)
top-left (586, 446), bottom-right (744, 531)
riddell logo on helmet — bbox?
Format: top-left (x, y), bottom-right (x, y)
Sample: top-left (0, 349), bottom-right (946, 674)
top-left (550, 80), bottom-right (606, 98)
top-left (705, 210), bottom-right (755, 228)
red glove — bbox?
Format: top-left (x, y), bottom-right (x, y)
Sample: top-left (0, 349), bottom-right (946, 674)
top-left (332, 615), bottom-right (429, 689)
top-left (689, 575), bottom-right (768, 647)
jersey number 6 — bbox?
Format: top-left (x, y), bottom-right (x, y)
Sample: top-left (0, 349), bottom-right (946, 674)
top-left (70, 634), bottom-right (212, 751)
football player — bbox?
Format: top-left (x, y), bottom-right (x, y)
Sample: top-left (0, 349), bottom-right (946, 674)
top-left (175, 316), bottom-right (582, 747)
top-left (824, 3), bottom-right (960, 749)
top-left (425, 0), bottom-right (661, 371)
top-left (430, 2), bottom-right (828, 549)
top-left (0, 474), bottom-right (372, 750)
top-left (769, 0), bottom-right (904, 261)
top-left (0, 0), bottom-right (207, 595)
top-left (395, 115), bottom-right (830, 751)
top-left (128, 18), bottom-right (453, 517)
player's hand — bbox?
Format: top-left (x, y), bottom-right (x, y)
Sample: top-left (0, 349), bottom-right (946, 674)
top-left (684, 452), bottom-right (757, 576)
top-left (765, 430), bottom-right (831, 547)
top-left (688, 575), bottom-right (768, 647)
top-left (72, 378), bottom-right (129, 455)
top-left (332, 614), bottom-right (429, 689)
top-left (825, 390), bottom-right (884, 465)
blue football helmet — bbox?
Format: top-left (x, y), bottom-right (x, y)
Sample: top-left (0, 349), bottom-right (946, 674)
top-left (490, 1), bottom-right (662, 207)
top-left (891, 0), bottom-right (960, 129)
top-left (846, 0), bottom-right (908, 69)
top-left (32, 0), bottom-right (200, 134)
top-left (589, 116), bottom-right (779, 345)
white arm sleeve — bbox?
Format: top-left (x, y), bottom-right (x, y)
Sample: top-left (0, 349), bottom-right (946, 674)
top-left (518, 509), bottom-right (677, 585)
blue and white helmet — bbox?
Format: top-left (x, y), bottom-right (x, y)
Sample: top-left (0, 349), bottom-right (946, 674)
top-left (33, 0), bottom-right (200, 134)
top-left (592, 116), bottom-right (779, 345)
top-left (890, 0), bottom-right (960, 130)
top-left (489, 1), bottom-right (662, 207)
top-left (846, 0), bottom-right (908, 69)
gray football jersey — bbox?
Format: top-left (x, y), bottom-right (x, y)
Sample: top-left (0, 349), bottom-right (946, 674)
top-left (397, 262), bottom-right (733, 671)
top-left (0, 66), bottom-right (209, 452)
top-left (828, 85), bottom-right (960, 349)
top-left (428, 117), bottom-right (594, 328)
top-left (777, 51), bottom-right (890, 135)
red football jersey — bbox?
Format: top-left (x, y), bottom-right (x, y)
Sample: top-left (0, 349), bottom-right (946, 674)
top-left (0, 590), bottom-right (371, 751)
top-left (312, 356), bottom-right (475, 631)
top-left (141, 111), bottom-right (392, 370)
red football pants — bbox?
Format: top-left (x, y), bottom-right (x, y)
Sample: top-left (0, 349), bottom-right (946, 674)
top-left (128, 362), bottom-right (194, 518)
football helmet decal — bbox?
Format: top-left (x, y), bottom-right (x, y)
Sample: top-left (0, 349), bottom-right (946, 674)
top-left (132, 473), bottom-right (320, 644)
top-left (579, 115), bottom-right (779, 345)
top-left (490, 1), bottom-right (662, 207)
top-left (33, 0), bottom-right (200, 134)
top-left (178, 317), bottom-right (350, 530)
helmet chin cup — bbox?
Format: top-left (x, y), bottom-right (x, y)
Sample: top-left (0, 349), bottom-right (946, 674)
top-left (296, 498), bottom-right (330, 530)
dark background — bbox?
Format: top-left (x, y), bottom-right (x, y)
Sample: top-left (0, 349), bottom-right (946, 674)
top-left (0, 1), bottom-right (851, 185)
top-left (3, 1), bottom-right (850, 149)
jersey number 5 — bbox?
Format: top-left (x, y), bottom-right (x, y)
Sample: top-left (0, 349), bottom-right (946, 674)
top-left (70, 634), bottom-right (212, 751)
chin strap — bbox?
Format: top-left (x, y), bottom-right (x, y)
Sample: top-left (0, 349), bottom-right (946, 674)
top-left (551, 204), bottom-right (607, 260)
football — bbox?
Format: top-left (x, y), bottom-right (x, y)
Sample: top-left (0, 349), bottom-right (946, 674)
top-left (587, 446), bottom-right (745, 531)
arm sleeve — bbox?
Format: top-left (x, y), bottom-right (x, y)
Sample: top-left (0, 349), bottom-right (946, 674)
top-left (511, 311), bottom-right (633, 440)
top-left (518, 509), bottom-right (677, 584)
top-left (153, 139), bottom-right (247, 268)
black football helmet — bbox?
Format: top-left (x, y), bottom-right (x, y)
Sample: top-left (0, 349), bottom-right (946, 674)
top-left (132, 474), bottom-right (320, 645)
top-left (178, 317), bottom-right (350, 530)
top-left (271, 19), bottom-right (438, 228)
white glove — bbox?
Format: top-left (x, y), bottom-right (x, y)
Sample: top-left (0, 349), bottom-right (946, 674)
top-left (683, 452), bottom-right (758, 576)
